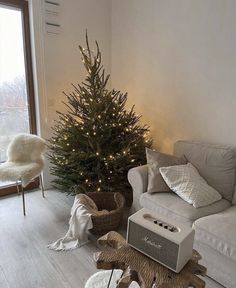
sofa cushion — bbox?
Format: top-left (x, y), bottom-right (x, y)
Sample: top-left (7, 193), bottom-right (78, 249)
top-left (145, 148), bottom-right (186, 193)
top-left (194, 241), bottom-right (236, 288)
top-left (193, 206), bottom-right (236, 262)
top-left (140, 192), bottom-right (230, 226)
top-left (160, 163), bottom-right (222, 208)
top-left (174, 141), bottom-right (236, 201)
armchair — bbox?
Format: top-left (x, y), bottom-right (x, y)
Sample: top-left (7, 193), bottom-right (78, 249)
top-left (128, 140), bottom-right (236, 288)
top-left (0, 133), bottom-right (46, 215)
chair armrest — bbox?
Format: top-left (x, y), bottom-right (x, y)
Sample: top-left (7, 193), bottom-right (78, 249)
top-left (128, 165), bottom-right (148, 212)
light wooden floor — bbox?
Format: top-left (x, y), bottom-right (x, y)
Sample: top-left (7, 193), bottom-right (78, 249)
top-left (0, 190), bottom-right (100, 288)
top-left (0, 190), bottom-right (224, 288)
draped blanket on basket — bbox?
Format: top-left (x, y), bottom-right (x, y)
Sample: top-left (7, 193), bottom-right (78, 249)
top-left (47, 194), bottom-right (108, 251)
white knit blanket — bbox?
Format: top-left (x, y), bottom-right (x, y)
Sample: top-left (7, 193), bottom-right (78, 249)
top-left (47, 194), bottom-right (95, 251)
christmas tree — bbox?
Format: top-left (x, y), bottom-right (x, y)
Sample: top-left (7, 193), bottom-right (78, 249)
top-left (48, 34), bottom-right (152, 201)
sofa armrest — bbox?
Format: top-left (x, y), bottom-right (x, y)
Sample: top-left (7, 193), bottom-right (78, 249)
top-left (128, 165), bottom-right (148, 212)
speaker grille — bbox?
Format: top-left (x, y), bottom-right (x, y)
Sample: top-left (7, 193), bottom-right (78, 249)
top-left (128, 221), bottom-right (178, 270)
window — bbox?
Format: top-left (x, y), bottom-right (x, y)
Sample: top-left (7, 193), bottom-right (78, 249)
top-left (0, 0), bottom-right (37, 195)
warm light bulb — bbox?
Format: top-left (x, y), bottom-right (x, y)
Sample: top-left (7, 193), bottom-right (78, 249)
top-left (96, 152), bottom-right (99, 156)
top-left (98, 179), bottom-right (102, 183)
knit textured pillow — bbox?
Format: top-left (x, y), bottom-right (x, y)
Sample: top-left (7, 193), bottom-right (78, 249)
top-left (146, 148), bottom-right (187, 193)
top-left (159, 163), bottom-right (222, 208)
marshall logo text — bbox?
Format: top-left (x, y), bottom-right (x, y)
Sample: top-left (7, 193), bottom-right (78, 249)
top-left (142, 236), bottom-right (162, 249)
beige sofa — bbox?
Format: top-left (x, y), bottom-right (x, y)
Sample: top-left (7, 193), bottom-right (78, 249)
top-left (128, 141), bottom-right (236, 288)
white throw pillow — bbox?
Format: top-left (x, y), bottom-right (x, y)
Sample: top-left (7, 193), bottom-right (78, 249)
top-left (159, 163), bottom-right (222, 208)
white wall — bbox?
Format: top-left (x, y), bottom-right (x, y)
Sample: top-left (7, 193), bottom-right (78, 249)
top-left (111, 0), bottom-right (236, 153)
top-left (30, 0), bottom-right (111, 188)
top-left (30, 0), bottom-right (236, 187)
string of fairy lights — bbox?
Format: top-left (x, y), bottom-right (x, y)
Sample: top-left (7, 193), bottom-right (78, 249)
top-left (48, 34), bottom-right (152, 194)
top-left (51, 110), bottom-right (151, 191)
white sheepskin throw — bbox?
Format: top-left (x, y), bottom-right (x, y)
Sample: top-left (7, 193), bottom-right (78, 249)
top-left (0, 134), bottom-right (45, 187)
top-left (85, 270), bottom-right (140, 288)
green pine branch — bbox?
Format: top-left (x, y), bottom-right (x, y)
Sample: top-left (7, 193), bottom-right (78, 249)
top-left (48, 33), bottom-right (153, 195)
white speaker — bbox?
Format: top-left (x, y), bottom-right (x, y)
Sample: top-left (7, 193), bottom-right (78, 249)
top-left (127, 208), bottom-right (195, 273)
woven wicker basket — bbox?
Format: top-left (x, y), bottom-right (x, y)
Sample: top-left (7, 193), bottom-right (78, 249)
top-left (87, 192), bottom-right (125, 235)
